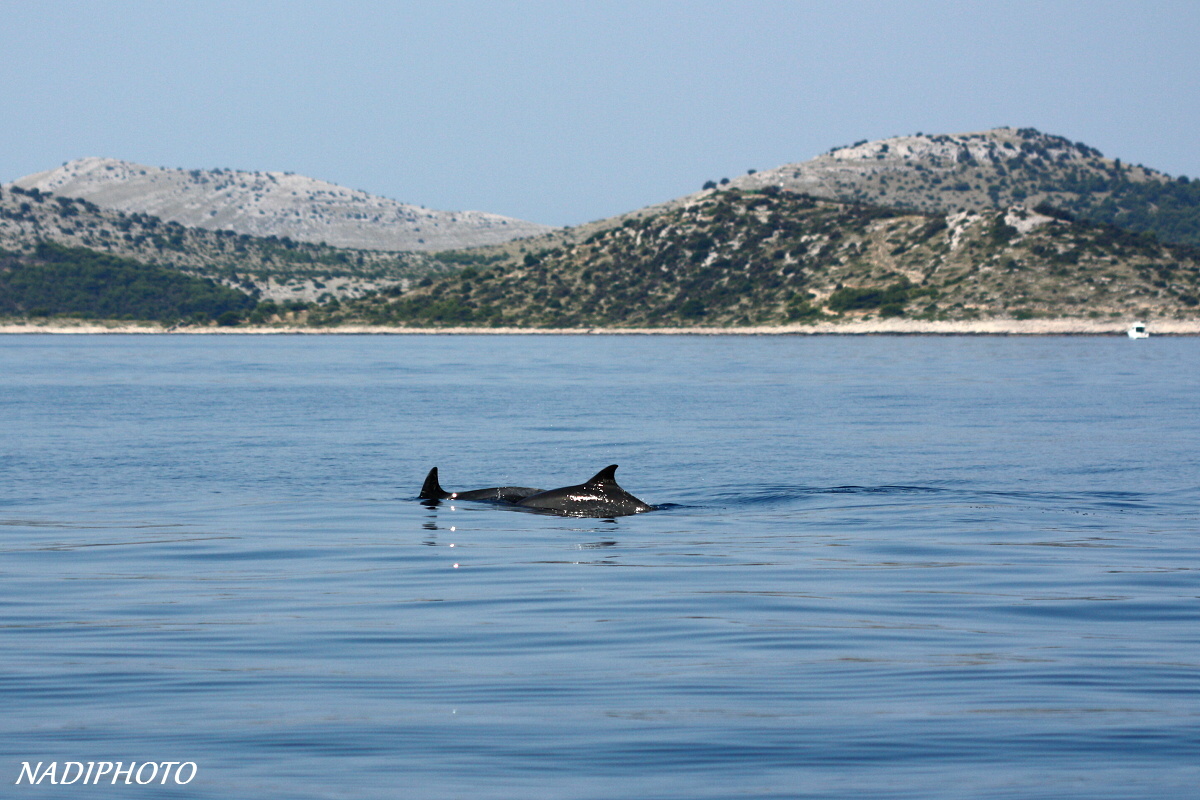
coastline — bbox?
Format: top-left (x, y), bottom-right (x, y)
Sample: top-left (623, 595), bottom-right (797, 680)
top-left (2, 319), bottom-right (1199, 335)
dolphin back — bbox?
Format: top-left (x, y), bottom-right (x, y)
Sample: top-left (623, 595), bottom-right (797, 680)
top-left (517, 465), bottom-right (653, 517)
top-left (452, 485), bottom-right (542, 503)
top-left (420, 467), bottom-right (541, 503)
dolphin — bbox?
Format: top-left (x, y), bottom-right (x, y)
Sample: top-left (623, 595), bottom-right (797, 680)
top-left (419, 467), bottom-right (542, 504)
top-left (515, 465), bottom-right (653, 517)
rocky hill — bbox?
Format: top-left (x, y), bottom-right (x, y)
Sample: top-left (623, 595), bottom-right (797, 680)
top-left (708, 128), bottom-right (1200, 247)
top-left (6, 129), bottom-right (1200, 330)
top-left (14, 158), bottom-right (554, 251)
top-left (0, 183), bottom-right (461, 302)
top-left (335, 188), bottom-right (1200, 328)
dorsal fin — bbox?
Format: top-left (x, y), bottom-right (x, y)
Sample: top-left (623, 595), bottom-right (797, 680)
top-left (585, 465), bottom-right (619, 487)
top-left (419, 467), bottom-right (449, 500)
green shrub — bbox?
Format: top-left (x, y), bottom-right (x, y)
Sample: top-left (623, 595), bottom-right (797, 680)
top-left (829, 280), bottom-right (906, 312)
top-left (0, 243), bottom-right (255, 321)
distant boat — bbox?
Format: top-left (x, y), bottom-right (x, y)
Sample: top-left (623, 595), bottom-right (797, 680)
top-left (1127, 322), bottom-right (1150, 339)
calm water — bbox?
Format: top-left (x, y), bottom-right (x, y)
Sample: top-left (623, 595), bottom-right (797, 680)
top-left (2, 334), bottom-right (1198, 799)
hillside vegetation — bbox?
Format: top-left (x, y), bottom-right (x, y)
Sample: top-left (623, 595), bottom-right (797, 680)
top-left (333, 189), bottom-right (1200, 328)
top-left (0, 242), bottom-right (255, 323)
top-left (4, 128), bottom-right (1200, 330)
top-left (724, 127), bottom-right (1200, 247)
top-left (0, 184), bottom-right (466, 301)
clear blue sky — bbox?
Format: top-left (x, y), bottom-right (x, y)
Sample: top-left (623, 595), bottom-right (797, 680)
top-left (3, 0), bottom-right (1197, 227)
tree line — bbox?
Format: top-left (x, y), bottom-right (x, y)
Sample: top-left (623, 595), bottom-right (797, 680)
top-left (0, 242), bottom-right (256, 324)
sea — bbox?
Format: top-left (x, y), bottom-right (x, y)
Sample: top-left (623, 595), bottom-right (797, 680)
top-left (1, 334), bottom-right (1198, 799)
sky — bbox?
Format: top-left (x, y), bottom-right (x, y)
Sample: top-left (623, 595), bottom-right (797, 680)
top-left (2, 0), bottom-right (1198, 227)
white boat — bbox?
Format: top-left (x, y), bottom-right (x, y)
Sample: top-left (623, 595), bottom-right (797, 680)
top-left (1127, 322), bottom-right (1150, 339)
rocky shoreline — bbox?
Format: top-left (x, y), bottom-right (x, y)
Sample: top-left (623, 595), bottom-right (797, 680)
top-left (2, 319), bottom-right (1197, 335)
